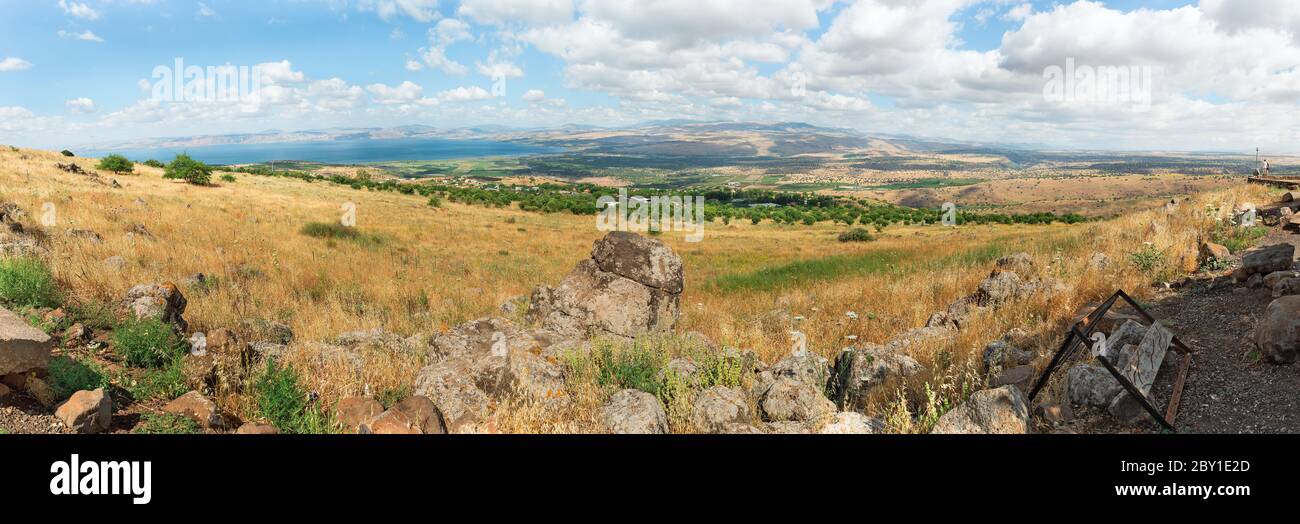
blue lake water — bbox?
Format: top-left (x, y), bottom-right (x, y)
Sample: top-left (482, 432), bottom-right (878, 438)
top-left (84, 137), bottom-right (563, 165)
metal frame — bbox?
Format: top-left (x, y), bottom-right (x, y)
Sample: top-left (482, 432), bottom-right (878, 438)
top-left (1027, 290), bottom-right (1193, 431)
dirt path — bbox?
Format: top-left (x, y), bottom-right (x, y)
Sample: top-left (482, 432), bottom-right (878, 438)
top-left (1072, 228), bottom-right (1300, 433)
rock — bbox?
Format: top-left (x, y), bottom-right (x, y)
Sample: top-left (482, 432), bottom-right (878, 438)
top-left (162, 391), bottom-right (224, 429)
top-left (62, 323), bottom-right (87, 347)
top-left (1241, 244), bottom-right (1295, 276)
top-left (818, 412), bottom-right (886, 434)
top-left (1264, 271), bottom-right (1298, 290)
top-left (362, 410), bottom-right (420, 434)
top-left (1272, 277), bottom-right (1300, 298)
top-left (590, 231), bottom-right (684, 293)
top-left (931, 386), bottom-right (1029, 434)
top-left (102, 256), bottom-right (127, 271)
top-left (925, 299), bottom-right (980, 331)
top-left (1034, 403), bottom-right (1073, 425)
top-left (0, 306), bottom-right (55, 375)
top-left (0, 382), bottom-right (10, 399)
top-left (691, 386), bottom-right (750, 433)
top-left (883, 325), bottom-right (952, 351)
top-left (1067, 364), bottom-right (1121, 408)
top-left (337, 396), bottom-right (386, 432)
top-left (55, 388), bottom-right (112, 433)
top-left (67, 228), bottom-right (103, 243)
top-left (973, 271), bottom-right (1031, 306)
top-left (719, 422), bottom-right (765, 434)
top-left (995, 253), bottom-right (1035, 274)
top-left (1247, 273), bottom-right (1265, 289)
top-left (26, 376), bottom-right (55, 407)
top-left (1108, 391), bottom-right (1158, 425)
top-left (412, 356), bottom-right (492, 433)
top-left (249, 342), bottom-right (287, 360)
top-left (121, 282), bottom-right (188, 332)
top-left (759, 376), bottom-right (835, 423)
top-left (1087, 252), bottom-right (1111, 271)
top-left (832, 346), bottom-right (922, 411)
top-left (768, 353), bottom-right (833, 391)
top-left (180, 354), bottom-right (216, 392)
top-left (657, 357), bottom-right (700, 385)
top-left (602, 389), bottom-right (668, 434)
top-left (1255, 296), bottom-right (1300, 364)
top-left (982, 340), bottom-right (1033, 373)
top-left (763, 421), bottom-right (812, 434)
top-left (1072, 303), bottom-right (1144, 335)
top-left (241, 318), bottom-right (294, 344)
top-left (359, 396), bottom-right (447, 435)
top-left (527, 232), bottom-right (683, 339)
top-left (235, 422), bottom-right (278, 434)
top-left (1197, 242), bottom-right (1230, 264)
top-left (990, 365), bottom-right (1035, 394)
top-left (1114, 323), bottom-right (1172, 395)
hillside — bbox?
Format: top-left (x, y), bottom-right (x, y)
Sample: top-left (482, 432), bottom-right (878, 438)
top-left (0, 146), bottom-right (1291, 434)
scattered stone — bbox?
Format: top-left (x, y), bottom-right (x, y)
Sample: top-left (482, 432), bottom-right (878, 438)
top-left (180, 354), bottom-right (216, 392)
top-left (818, 411), bottom-right (886, 434)
top-left (767, 353), bottom-right (833, 392)
top-left (691, 386), bottom-right (750, 433)
top-left (763, 421), bottom-right (812, 434)
top-left (235, 422), bottom-right (278, 434)
top-left (242, 318), bottom-right (294, 345)
top-left (55, 388), bottom-right (112, 434)
top-left (180, 273), bottom-right (206, 289)
top-left (1087, 252), bottom-right (1111, 271)
top-left (0, 382), bottom-right (10, 400)
top-left (1197, 242), bottom-right (1230, 265)
top-left (990, 365), bottom-right (1035, 394)
top-left (1272, 277), bottom-right (1300, 298)
top-left (1255, 296), bottom-right (1300, 364)
top-left (337, 396), bottom-right (386, 432)
top-left (162, 391), bottom-right (224, 429)
top-left (372, 396), bottom-right (447, 435)
top-left (1240, 244), bottom-right (1295, 276)
top-left (121, 282), bottom-right (188, 332)
top-left (1067, 364), bottom-right (1121, 408)
top-left (720, 422), bottom-right (765, 434)
top-left (931, 386), bottom-right (1030, 434)
top-left (102, 256), bottom-right (127, 271)
top-left (26, 376), bottom-right (55, 407)
top-left (995, 253), bottom-right (1035, 274)
top-left (1034, 403), bottom-right (1073, 425)
top-left (759, 376), bottom-right (835, 423)
top-left (833, 346), bottom-right (922, 411)
top-left (0, 306), bottom-right (54, 376)
top-left (1264, 270), bottom-right (1298, 290)
top-left (1247, 273), bottom-right (1265, 289)
top-left (657, 357), bottom-right (700, 385)
top-left (973, 271), bottom-right (1031, 306)
top-left (982, 340), bottom-right (1033, 373)
top-left (66, 228), bottom-right (102, 243)
top-left (1108, 391), bottom-right (1158, 425)
top-left (602, 389), bottom-right (668, 434)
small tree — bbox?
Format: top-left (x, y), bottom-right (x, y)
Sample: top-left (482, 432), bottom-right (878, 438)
top-left (96, 154), bottom-right (135, 175)
top-left (164, 153), bottom-right (212, 186)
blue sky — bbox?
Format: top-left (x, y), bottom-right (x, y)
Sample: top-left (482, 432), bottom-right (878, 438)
top-left (2, 0), bottom-right (1297, 152)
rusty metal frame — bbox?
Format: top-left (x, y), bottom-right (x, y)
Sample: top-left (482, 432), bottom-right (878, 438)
top-left (1027, 289), bottom-right (1193, 432)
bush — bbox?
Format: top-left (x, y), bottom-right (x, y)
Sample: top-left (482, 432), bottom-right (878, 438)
top-left (837, 227), bottom-right (875, 242)
top-left (300, 221), bottom-right (358, 240)
top-left (142, 159), bottom-right (165, 168)
top-left (1129, 244), bottom-right (1165, 275)
top-left (96, 154), bottom-right (135, 175)
top-left (567, 340), bottom-right (666, 395)
top-left (163, 153), bottom-right (212, 185)
top-left (133, 413), bottom-right (200, 434)
top-left (123, 357), bottom-right (188, 401)
top-left (48, 355), bottom-right (108, 401)
top-left (60, 150), bottom-right (74, 157)
top-left (220, 173), bottom-right (236, 183)
top-left (0, 257), bottom-right (59, 308)
top-left (112, 317), bottom-right (184, 368)
top-left (254, 359), bottom-right (330, 434)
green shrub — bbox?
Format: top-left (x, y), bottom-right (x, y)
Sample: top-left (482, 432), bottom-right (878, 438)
top-left (696, 352), bottom-right (744, 389)
top-left (60, 150), bottom-right (74, 157)
top-left (220, 174), bottom-right (236, 183)
top-left (96, 154), bottom-right (135, 175)
top-left (428, 196), bottom-right (442, 208)
top-left (48, 355), bottom-right (108, 401)
top-left (142, 159), bottom-right (165, 168)
top-left (68, 300), bottom-right (117, 331)
top-left (300, 222), bottom-right (385, 247)
top-left (254, 359), bottom-right (330, 434)
top-left (1214, 225), bottom-right (1269, 254)
top-left (571, 341), bottom-right (666, 395)
top-left (112, 317), bottom-right (184, 368)
top-left (376, 385), bottom-right (409, 410)
top-left (0, 257), bottom-right (59, 308)
top-left (133, 413), bottom-right (200, 434)
top-left (163, 153), bottom-right (212, 186)
top-left (837, 227), bottom-right (875, 242)
top-left (123, 357), bottom-right (188, 401)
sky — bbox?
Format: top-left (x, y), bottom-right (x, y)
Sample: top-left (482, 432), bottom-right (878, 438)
top-left (1, 0), bottom-right (1299, 152)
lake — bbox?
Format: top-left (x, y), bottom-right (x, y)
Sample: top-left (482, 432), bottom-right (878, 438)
top-left (83, 137), bottom-right (563, 165)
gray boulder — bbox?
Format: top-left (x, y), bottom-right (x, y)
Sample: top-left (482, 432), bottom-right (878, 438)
top-left (121, 282), bottom-right (188, 332)
top-left (691, 386), bottom-right (750, 433)
top-left (0, 307), bottom-right (54, 376)
top-left (982, 340), bottom-right (1033, 373)
top-left (1255, 296), bottom-right (1300, 364)
top-left (1067, 364), bottom-right (1122, 407)
top-left (1241, 244), bottom-right (1295, 276)
top-left (759, 376), bottom-right (835, 423)
top-left (603, 389), bottom-right (668, 434)
top-left (818, 412), bottom-right (886, 434)
top-left (930, 386), bottom-right (1030, 434)
top-left (833, 345), bottom-right (922, 411)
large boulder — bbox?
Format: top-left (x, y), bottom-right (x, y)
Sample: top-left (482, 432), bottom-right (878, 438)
top-left (336, 396), bottom-right (385, 432)
top-left (759, 376), bottom-right (835, 423)
top-left (55, 388), bottom-right (112, 434)
top-left (1067, 364), bottom-right (1122, 407)
top-left (691, 386), bottom-right (750, 433)
top-left (1240, 244), bottom-right (1295, 276)
top-left (121, 282), bottom-right (188, 332)
top-left (361, 396), bottom-right (447, 435)
top-left (832, 346), bottom-right (922, 411)
top-left (0, 306), bottom-right (54, 376)
top-left (930, 386), bottom-right (1030, 434)
top-left (528, 232), bottom-right (682, 339)
top-left (973, 271), bottom-right (1032, 306)
top-left (982, 340), bottom-right (1033, 373)
top-left (162, 391), bottom-right (225, 429)
top-left (1255, 296), bottom-right (1300, 364)
top-left (603, 389), bottom-right (668, 434)
top-left (1197, 242), bottom-right (1230, 265)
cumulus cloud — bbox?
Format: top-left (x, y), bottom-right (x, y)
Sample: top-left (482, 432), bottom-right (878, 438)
top-left (458, 0), bottom-right (574, 26)
top-left (65, 98), bottom-right (97, 114)
top-left (438, 85), bottom-right (494, 103)
top-left (58, 30), bottom-right (104, 42)
top-left (58, 0), bottom-right (99, 20)
top-left (361, 0), bottom-right (441, 23)
top-left (0, 57), bottom-right (33, 72)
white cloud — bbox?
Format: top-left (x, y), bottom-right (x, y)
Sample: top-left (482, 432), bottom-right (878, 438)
top-left (438, 85), bottom-right (493, 102)
top-left (198, 2), bottom-right (216, 18)
top-left (405, 59), bottom-right (424, 71)
top-left (418, 46), bottom-right (468, 75)
top-left (58, 0), bottom-right (100, 20)
top-left (65, 98), bottom-right (97, 114)
top-left (458, 0), bottom-right (573, 26)
top-left (0, 57), bottom-right (33, 72)
top-left (361, 0), bottom-right (441, 23)
top-left (434, 18), bottom-right (473, 45)
top-left (367, 81), bottom-right (438, 106)
top-left (58, 30), bottom-right (104, 42)
top-left (521, 89), bottom-right (546, 102)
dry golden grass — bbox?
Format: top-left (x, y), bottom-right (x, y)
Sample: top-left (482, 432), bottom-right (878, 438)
top-left (0, 145), bottom-right (1273, 432)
